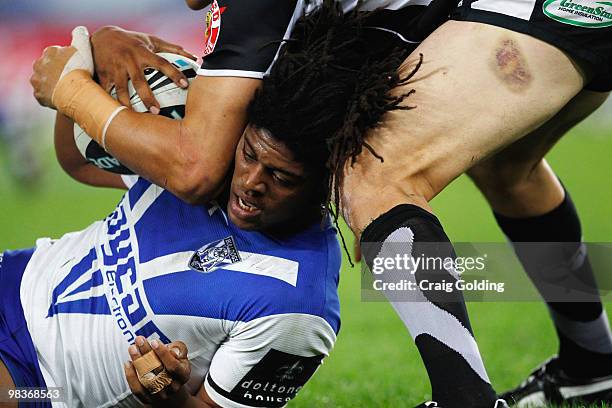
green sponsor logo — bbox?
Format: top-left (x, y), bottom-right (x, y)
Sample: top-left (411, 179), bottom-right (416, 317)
top-left (543, 0), bottom-right (612, 27)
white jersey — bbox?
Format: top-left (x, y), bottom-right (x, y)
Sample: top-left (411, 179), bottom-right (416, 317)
top-left (16, 177), bottom-right (340, 407)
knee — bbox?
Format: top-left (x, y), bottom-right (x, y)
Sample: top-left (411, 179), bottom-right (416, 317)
top-left (340, 174), bottom-right (433, 236)
top-left (468, 160), bottom-right (534, 200)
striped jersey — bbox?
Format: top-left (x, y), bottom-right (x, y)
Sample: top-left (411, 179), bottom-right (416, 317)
top-left (198, 0), bottom-right (453, 79)
top-left (19, 177), bottom-right (341, 407)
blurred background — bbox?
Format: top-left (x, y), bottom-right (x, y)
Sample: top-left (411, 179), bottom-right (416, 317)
top-left (0, 1), bottom-right (201, 190)
top-left (1, 2), bottom-right (611, 407)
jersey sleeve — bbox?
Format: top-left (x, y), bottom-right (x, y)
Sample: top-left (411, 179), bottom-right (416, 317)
top-left (198, 0), bottom-right (304, 79)
top-left (120, 175), bottom-right (139, 189)
top-left (203, 314), bottom-right (336, 408)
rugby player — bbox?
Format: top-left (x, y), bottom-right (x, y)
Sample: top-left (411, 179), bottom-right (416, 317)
top-left (0, 112), bottom-right (342, 407)
top-left (29, 1), bottom-right (612, 407)
top-left (339, 3), bottom-right (612, 408)
top-left (6, 6), bottom-right (421, 407)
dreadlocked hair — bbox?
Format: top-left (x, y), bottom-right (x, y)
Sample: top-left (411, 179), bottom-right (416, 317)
top-left (247, 0), bottom-right (422, 262)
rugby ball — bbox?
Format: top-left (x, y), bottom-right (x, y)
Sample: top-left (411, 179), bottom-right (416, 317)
top-left (74, 52), bottom-right (199, 174)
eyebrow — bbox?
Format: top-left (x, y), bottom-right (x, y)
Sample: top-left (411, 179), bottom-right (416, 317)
top-left (244, 133), bottom-right (303, 180)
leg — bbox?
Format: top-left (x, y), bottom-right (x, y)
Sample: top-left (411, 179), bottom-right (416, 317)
top-left (468, 89), bottom-right (609, 219)
top-left (468, 90), bottom-right (612, 405)
top-left (343, 20), bottom-right (589, 408)
top-left (343, 20), bottom-right (587, 235)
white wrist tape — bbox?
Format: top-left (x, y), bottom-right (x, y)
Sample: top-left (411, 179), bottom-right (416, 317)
top-left (101, 106), bottom-right (128, 150)
top-left (52, 70), bottom-right (124, 146)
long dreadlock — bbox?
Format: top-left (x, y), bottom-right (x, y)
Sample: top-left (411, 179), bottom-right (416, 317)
top-left (247, 0), bottom-right (422, 261)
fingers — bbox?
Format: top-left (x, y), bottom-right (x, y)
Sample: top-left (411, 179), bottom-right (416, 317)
top-left (114, 71), bottom-right (131, 108)
top-left (124, 361), bottom-right (152, 404)
top-left (148, 53), bottom-right (190, 90)
top-left (126, 337), bottom-right (191, 405)
top-left (134, 336), bottom-right (153, 356)
top-left (97, 72), bottom-right (113, 93)
top-left (70, 26), bottom-right (91, 55)
top-left (67, 26), bottom-right (94, 75)
top-left (42, 45), bottom-right (61, 59)
top-left (151, 36), bottom-right (198, 61)
top-left (166, 341), bottom-right (188, 360)
top-left (128, 343), bottom-right (142, 361)
top-left (151, 340), bottom-right (190, 384)
top-left (122, 54), bottom-right (189, 112)
top-left (127, 63), bottom-right (159, 114)
top-left (30, 46), bottom-right (67, 108)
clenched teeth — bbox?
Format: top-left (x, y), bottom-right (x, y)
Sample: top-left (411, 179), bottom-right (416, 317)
top-left (238, 197), bottom-right (258, 212)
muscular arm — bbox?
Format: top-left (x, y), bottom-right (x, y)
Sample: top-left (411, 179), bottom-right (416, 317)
top-left (54, 112), bottom-right (127, 189)
top-left (104, 76), bottom-right (259, 203)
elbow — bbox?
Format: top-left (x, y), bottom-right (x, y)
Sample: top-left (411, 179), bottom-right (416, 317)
top-left (170, 123), bottom-right (231, 205)
top-left (171, 168), bottom-right (226, 205)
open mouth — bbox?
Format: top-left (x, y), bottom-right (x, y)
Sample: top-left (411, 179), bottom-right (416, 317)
top-left (230, 193), bottom-right (262, 222)
top-left (237, 196), bottom-right (259, 213)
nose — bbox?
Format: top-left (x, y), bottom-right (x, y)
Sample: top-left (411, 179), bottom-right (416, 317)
top-left (243, 164), bottom-right (266, 196)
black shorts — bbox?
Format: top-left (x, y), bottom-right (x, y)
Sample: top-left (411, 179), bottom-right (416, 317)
top-left (452, 0), bottom-right (612, 91)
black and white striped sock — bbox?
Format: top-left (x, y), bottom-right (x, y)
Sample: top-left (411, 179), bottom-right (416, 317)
top-left (362, 204), bottom-right (497, 408)
top-left (495, 188), bottom-right (612, 379)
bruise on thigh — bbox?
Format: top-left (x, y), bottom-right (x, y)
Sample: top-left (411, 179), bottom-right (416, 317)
top-left (491, 38), bottom-right (533, 92)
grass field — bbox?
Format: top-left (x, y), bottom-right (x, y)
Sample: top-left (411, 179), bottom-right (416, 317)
top-left (1, 123), bottom-right (611, 407)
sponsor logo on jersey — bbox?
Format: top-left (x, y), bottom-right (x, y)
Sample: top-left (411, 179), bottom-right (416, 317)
top-left (226, 349), bottom-right (323, 406)
top-left (203, 0), bottom-right (225, 57)
top-left (543, 0), bottom-right (612, 27)
top-left (189, 236), bottom-right (241, 273)
top-left (47, 203), bottom-right (170, 345)
top-left (275, 361), bottom-right (304, 382)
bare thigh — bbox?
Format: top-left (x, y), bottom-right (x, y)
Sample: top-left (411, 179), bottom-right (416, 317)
top-left (468, 89), bottom-right (609, 217)
top-left (0, 358), bottom-right (17, 408)
top-left (341, 20), bottom-right (588, 235)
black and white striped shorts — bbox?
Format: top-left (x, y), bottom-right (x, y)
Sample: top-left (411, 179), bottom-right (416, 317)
top-left (452, 0), bottom-right (612, 91)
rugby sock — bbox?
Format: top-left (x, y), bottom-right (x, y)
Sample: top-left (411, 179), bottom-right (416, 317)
top-left (361, 204), bottom-right (497, 408)
top-left (495, 189), bottom-right (612, 379)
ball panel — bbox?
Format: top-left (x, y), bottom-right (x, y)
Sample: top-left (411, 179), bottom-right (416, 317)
top-left (73, 53), bottom-right (199, 175)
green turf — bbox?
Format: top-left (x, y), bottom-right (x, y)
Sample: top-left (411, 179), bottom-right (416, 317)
top-left (1, 124), bottom-right (611, 407)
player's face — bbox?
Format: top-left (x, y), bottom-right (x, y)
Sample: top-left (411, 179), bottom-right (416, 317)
top-left (228, 126), bottom-right (321, 234)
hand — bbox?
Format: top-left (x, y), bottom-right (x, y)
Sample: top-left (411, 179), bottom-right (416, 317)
top-left (124, 336), bottom-right (191, 407)
top-left (91, 26), bottom-right (197, 113)
top-left (31, 26), bottom-right (94, 109)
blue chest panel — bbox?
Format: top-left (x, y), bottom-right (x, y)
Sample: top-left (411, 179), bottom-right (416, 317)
top-left (46, 179), bottom-right (341, 338)
top-left (132, 180), bottom-right (341, 332)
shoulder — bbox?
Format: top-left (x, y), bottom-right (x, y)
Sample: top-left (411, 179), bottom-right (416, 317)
top-left (198, 0), bottom-right (305, 78)
top-left (223, 221), bottom-right (341, 332)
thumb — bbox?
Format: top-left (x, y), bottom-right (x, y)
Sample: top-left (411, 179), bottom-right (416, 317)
top-left (71, 26), bottom-right (91, 52)
top-left (61, 26), bottom-right (94, 78)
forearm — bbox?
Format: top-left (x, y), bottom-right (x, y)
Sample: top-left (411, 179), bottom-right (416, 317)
top-left (104, 110), bottom-right (212, 199)
top-left (54, 112), bottom-right (126, 189)
top-left (54, 75), bottom-right (256, 203)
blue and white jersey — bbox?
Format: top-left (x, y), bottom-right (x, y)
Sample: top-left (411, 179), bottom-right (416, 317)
top-left (19, 177), bottom-right (341, 408)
